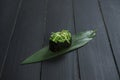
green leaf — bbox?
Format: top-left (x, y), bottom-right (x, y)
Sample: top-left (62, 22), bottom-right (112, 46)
top-left (21, 30), bottom-right (96, 64)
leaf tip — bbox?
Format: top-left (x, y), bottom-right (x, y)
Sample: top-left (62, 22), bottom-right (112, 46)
top-left (21, 59), bottom-right (30, 65)
top-left (20, 60), bottom-right (26, 65)
top-left (90, 29), bottom-right (97, 38)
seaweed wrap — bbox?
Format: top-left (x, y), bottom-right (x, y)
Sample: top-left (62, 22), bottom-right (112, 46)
top-left (49, 30), bottom-right (72, 52)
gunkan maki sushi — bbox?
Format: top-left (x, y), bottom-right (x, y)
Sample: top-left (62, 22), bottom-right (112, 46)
top-left (49, 30), bottom-right (72, 52)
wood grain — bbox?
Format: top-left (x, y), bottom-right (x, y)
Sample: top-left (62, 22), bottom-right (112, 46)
top-left (0, 0), bottom-right (47, 80)
top-left (0, 0), bottom-right (21, 73)
top-left (99, 0), bottom-right (120, 75)
top-left (73, 0), bottom-right (119, 80)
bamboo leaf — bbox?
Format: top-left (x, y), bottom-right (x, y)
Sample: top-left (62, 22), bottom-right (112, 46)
top-left (21, 30), bottom-right (96, 64)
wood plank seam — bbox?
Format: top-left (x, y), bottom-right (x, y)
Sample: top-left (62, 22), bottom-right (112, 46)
top-left (97, 0), bottom-right (120, 79)
top-left (0, 0), bottom-right (23, 78)
top-left (40, 0), bottom-right (49, 80)
top-left (72, 0), bottom-right (81, 79)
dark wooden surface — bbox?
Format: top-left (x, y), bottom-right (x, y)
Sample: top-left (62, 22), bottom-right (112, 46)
top-left (0, 0), bottom-right (21, 73)
top-left (0, 0), bottom-right (120, 80)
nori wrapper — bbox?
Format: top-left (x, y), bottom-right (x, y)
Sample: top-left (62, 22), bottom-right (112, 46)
top-left (49, 37), bottom-right (72, 52)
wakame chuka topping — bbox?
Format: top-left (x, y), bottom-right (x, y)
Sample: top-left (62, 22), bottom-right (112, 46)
top-left (50, 30), bottom-right (71, 43)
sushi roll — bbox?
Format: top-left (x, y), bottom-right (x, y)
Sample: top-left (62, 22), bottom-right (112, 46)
top-left (49, 30), bottom-right (72, 52)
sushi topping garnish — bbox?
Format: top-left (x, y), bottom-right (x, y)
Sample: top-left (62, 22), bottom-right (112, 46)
top-left (50, 30), bottom-right (71, 43)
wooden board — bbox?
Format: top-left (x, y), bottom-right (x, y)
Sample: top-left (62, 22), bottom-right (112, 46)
top-left (99, 0), bottom-right (120, 75)
top-left (0, 0), bottom-right (47, 80)
top-left (1, 0), bottom-right (120, 80)
top-left (40, 0), bottom-right (79, 80)
top-left (73, 0), bottom-right (119, 80)
top-left (0, 0), bottom-right (21, 73)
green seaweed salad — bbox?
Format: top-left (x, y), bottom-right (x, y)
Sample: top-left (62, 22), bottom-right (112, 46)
top-left (50, 30), bottom-right (71, 43)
